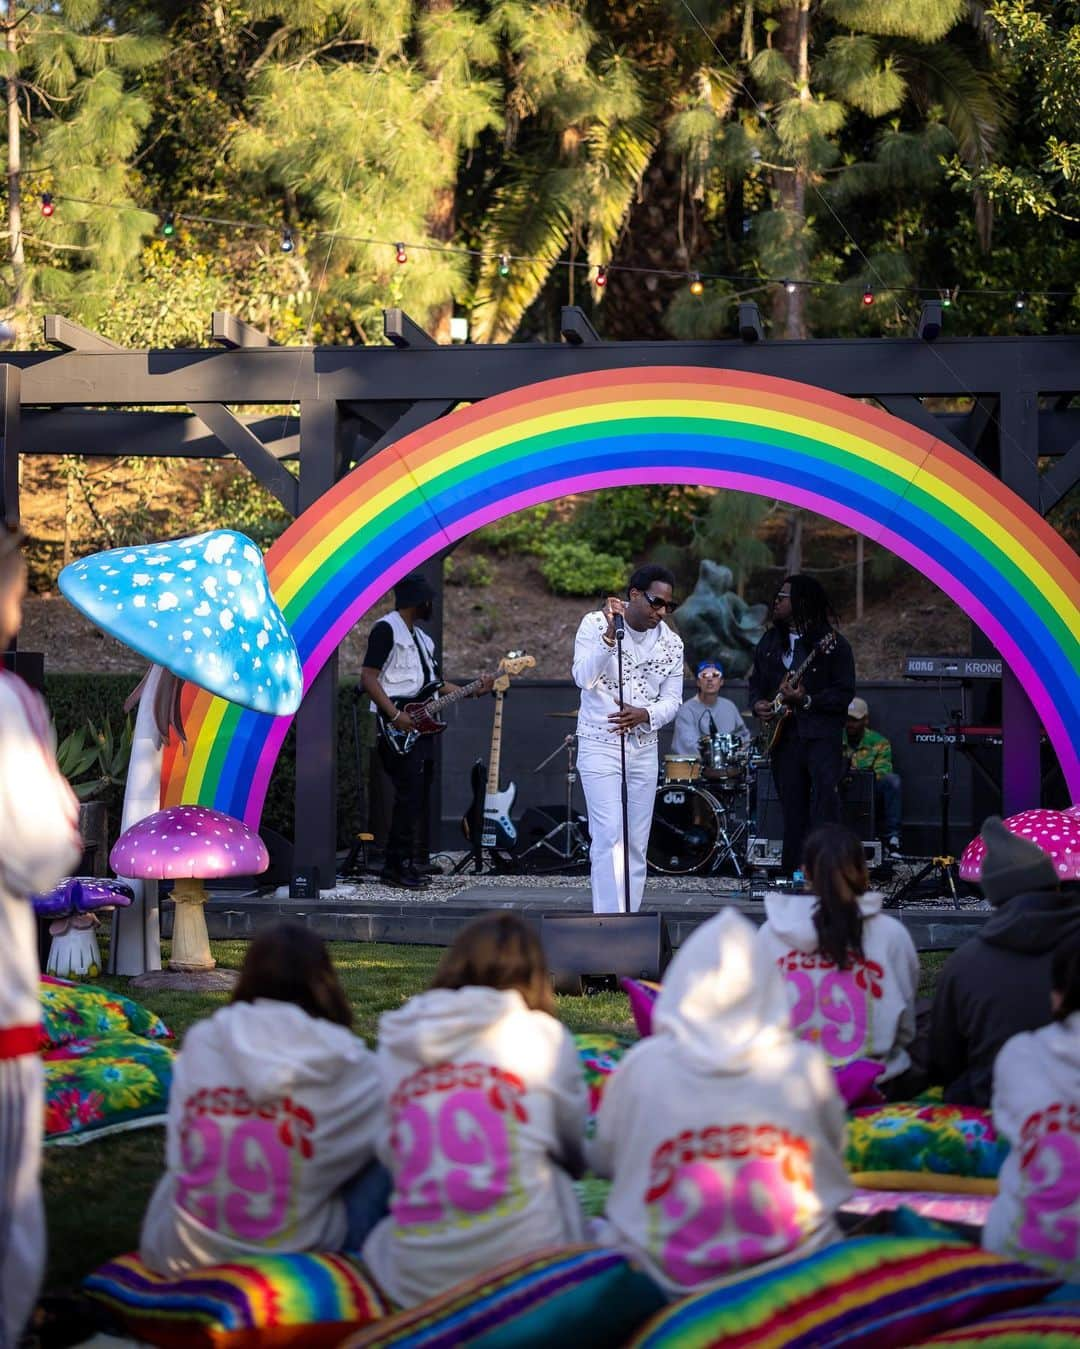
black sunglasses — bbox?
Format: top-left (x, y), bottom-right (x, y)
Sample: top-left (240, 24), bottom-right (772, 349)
top-left (644, 590), bottom-right (678, 613)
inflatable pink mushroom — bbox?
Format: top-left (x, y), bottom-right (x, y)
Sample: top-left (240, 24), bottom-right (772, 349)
top-left (959, 808), bottom-right (1080, 886)
top-left (111, 805), bottom-right (268, 972)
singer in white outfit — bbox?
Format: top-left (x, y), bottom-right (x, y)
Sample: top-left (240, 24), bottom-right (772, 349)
top-left (572, 565), bottom-right (684, 914)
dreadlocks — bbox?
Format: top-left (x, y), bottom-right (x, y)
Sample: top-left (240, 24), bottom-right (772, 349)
top-left (786, 574), bottom-right (835, 638)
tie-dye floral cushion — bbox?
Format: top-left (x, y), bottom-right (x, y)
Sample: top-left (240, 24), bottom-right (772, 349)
top-left (573, 1031), bottom-right (635, 1120)
top-left (39, 977), bottom-right (175, 1143)
top-left (846, 1097), bottom-right (1009, 1193)
top-left (40, 974), bottom-right (172, 1048)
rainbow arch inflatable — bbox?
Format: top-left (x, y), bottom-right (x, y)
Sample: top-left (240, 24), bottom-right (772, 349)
top-left (161, 367), bottom-right (1080, 816)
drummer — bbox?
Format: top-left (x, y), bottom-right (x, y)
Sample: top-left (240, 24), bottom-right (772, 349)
top-left (671, 661), bottom-right (751, 774)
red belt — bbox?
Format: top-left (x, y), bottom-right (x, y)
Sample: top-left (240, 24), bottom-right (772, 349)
top-left (0, 1024), bottom-right (41, 1059)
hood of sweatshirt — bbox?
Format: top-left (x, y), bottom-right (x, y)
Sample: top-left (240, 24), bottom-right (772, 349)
top-left (652, 907), bottom-right (793, 1073)
top-left (979, 887), bottom-right (1080, 955)
top-left (191, 999), bottom-right (370, 1105)
top-left (762, 889), bottom-right (885, 953)
top-left (377, 986), bottom-right (525, 1066)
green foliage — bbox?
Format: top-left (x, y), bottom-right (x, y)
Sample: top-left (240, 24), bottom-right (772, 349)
top-left (473, 504), bottom-right (556, 555)
top-left (56, 715), bottom-right (133, 801)
top-left (444, 552), bottom-right (494, 588)
top-left (571, 486), bottom-right (705, 557)
top-left (691, 491), bottom-right (775, 592)
top-left (190, 463), bottom-right (293, 550)
top-left (538, 540), bottom-right (629, 597)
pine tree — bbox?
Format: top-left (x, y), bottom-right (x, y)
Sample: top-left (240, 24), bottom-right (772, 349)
top-left (0, 0), bottom-right (162, 334)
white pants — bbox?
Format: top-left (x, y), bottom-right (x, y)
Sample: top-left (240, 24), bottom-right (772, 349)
top-left (578, 736), bottom-right (658, 914)
top-left (0, 1055), bottom-right (44, 1349)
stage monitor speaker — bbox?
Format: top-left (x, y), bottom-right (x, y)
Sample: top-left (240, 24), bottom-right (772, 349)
top-left (754, 766), bottom-right (786, 839)
top-left (540, 912), bottom-right (671, 995)
top-left (1, 649), bottom-right (44, 694)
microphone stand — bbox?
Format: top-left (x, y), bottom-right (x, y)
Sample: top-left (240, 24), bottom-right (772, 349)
top-left (615, 617), bottom-right (630, 915)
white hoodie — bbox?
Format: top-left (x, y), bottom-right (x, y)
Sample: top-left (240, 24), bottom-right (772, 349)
top-left (587, 909), bottom-right (850, 1297)
top-left (140, 999), bottom-right (380, 1275)
top-left (362, 986), bottom-right (587, 1308)
top-left (756, 890), bottom-right (919, 1082)
top-left (984, 1012), bottom-right (1080, 1280)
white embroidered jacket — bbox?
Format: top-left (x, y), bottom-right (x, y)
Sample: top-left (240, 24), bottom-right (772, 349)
top-left (572, 610), bottom-right (684, 748)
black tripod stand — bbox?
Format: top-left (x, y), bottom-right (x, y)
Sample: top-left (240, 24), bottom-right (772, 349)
top-left (518, 734), bottom-right (590, 871)
top-left (888, 724), bottom-right (960, 908)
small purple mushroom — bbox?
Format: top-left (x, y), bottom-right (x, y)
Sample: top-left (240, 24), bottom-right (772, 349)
top-left (110, 806), bottom-right (269, 971)
top-left (32, 878), bottom-right (134, 979)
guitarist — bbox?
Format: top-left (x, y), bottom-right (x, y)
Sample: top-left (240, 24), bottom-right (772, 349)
top-left (361, 572), bottom-right (489, 890)
top-left (748, 575), bottom-right (855, 878)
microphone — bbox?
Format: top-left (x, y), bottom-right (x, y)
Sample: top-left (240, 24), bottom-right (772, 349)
top-left (613, 610), bottom-right (625, 641)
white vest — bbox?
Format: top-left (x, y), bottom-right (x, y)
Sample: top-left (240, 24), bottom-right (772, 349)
top-left (376, 609), bottom-right (438, 702)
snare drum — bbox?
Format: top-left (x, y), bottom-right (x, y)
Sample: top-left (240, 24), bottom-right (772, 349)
top-left (700, 732), bottom-right (748, 785)
top-left (663, 754), bottom-right (702, 784)
top-left (647, 783), bottom-right (724, 874)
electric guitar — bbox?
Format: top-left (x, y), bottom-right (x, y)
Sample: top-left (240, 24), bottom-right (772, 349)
top-left (759, 631), bottom-right (838, 752)
top-left (462, 653), bottom-right (537, 849)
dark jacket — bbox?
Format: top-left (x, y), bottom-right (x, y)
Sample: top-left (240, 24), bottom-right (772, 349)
top-left (747, 625), bottom-right (855, 742)
top-left (928, 886), bottom-right (1080, 1106)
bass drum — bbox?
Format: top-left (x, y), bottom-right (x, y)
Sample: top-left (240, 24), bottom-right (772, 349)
top-left (647, 783), bottom-right (724, 875)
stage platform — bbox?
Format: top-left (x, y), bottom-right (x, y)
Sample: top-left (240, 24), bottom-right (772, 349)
top-left (187, 870), bottom-right (989, 953)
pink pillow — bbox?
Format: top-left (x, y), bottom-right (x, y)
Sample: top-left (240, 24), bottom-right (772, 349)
top-left (622, 977), bottom-right (886, 1107)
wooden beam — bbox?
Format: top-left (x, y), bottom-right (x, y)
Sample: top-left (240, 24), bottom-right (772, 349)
top-left (43, 315), bottom-right (123, 353)
top-left (0, 364), bottom-right (20, 525)
top-left (878, 396), bottom-right (977, 461)
top-left (211, 312), bottom-right (274, 349)
top-left (189, 403), bottom-right (299, 514)
top-left (383, 309), bottom-right (437, 349)
top-left (1040, 440), bottom-right (1080, 515)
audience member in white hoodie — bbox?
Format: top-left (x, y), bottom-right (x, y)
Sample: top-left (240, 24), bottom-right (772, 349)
top-left (756, 824), bottom-right (919, 1093)
top-left (588, 908), bottom-right (850, 1298)
top-left (140, 923), bottom-right (382, 1275)
top-left (363, 913), bottom-right (588, 1308)
top-left (984, 934), bottom-right (1080, 1281)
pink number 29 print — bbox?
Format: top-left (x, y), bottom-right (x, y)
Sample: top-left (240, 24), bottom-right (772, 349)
top-left (1018, 1131), bottom-right (1080, 1268)
top-left (176, 1115), bottom-right (292, 1241)
top-left (391, 1088), bottom-right (514, 1230)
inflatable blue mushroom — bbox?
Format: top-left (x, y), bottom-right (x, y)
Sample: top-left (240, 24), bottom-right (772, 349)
top-left (57, 530), bottom-right (302, 975)
top-left (33, 877), bottom-right (134, 978)
top-left (58, 529), bottom-right (302, 715)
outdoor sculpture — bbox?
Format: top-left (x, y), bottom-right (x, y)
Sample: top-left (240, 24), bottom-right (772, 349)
top-left (674, 560), bottom-right (768, 678)
top-left (59, 529), bottom-right (302, 975)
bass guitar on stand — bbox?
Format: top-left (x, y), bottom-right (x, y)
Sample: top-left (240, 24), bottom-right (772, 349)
top-left (461, 652), bottom-right (536, 852)
top-left (758, 631), bottom-right (838, 752)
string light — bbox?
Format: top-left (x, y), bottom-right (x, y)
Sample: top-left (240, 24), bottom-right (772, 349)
top-left (17, 191), bottom-right (1069, 315)
top-left (689, 272), bottom-right (704, 296)
top-left (497, 253), bottom-right (510, 278)
top-left (280, 227), bottom-right (294, 254)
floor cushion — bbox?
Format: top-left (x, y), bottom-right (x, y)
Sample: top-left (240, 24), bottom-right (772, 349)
top-left (916, 1301), bottom-right (1080, 1345)
top-left (40, 974), bottom-right (172, 1048)
top-left (628, 1236), bottom-right (1058, 1349)
top-left (341, 1245), bottom-right (666, 1349)
top-left (44, 1030), bottom-right (174, 1143)
top-left (83, 1250), bottom-right (388, 1349)
top-left (847, 1099), bottom-right (1009, 1193)
top-left (573, 1031), bottom-right (634, 1120)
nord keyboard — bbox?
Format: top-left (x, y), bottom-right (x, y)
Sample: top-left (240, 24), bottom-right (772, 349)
top-left (904, 656), bottom-right (1002, 680)
top-left (908, 724), bottom-right (1004, 747)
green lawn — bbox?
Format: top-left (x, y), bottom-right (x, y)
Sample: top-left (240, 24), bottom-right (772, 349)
top-left (42, 939), bottom-right (945, 1296)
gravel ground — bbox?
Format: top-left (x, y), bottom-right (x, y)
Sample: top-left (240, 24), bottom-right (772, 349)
top-left (264, 856), bottom-right (990, 912)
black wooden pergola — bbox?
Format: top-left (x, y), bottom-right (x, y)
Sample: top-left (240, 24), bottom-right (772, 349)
top-left (1, 308), bottom-right (1077, 882)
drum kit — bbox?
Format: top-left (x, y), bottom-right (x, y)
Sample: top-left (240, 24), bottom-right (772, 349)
top-left (519, 713), bottom-right (767, 878)
top-left (648, 732), bottom-right (760, 878)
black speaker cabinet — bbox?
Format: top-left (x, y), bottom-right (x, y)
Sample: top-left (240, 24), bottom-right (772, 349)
top-left (754, 766), bottom-right (786, 840)
top-left (841, 769), bottom-right (877, 840)
top-left (540, 912), bottom-right (671, 995)
top-left (289, 865), bottom-right (321, 899)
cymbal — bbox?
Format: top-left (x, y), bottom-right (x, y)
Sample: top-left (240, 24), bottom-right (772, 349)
top-left (546, 711), bottom-right (579, 719)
